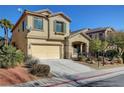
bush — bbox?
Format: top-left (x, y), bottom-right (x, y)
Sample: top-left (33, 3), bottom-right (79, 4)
top-left (105, 50), bottom-right (118, 61)
top-left (30, 64), bottom-right (50, 77)
top-left (78, 55), bottom-right (87, 61)
top-left (97, 56), bottom-right (102, 61)
top-left (24, 56), bottom-right (50, 77)
top-left (0, 45), bottom-right (24, 68)
top-left (86, 57), bottom-right (91, 62)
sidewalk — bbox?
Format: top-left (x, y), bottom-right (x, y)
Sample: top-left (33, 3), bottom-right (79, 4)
top-left (14, 66), bottom-right (124, 87)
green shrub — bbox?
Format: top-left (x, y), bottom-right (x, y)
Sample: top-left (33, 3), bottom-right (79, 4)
top-left (0, 45), bottom-right (24, 68)
top-left (97, 56), bottom-right (102, 61)
top-left (24, 56), bottom-right (50, 77)
top-left (86, 57), bottom-right (91, 61)
top-left (78, 55), bottom-right (87, 61)
top-left (105, 49), bottom-right (118, 61)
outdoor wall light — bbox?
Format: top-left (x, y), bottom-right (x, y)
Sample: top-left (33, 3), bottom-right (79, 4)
top-left (26, 25), bottom-right (32, 32)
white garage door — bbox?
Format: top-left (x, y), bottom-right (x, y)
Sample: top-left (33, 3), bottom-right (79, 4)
top-left (31, 45), bottom-right (60, 59)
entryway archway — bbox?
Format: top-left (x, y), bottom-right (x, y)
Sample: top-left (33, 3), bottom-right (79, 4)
top-left (72, 41), bottom-right (87, 57)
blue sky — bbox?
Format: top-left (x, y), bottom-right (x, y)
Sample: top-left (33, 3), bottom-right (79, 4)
top-left (0, 5), bottom-right (124, 37)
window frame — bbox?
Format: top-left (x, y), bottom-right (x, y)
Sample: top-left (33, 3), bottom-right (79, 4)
top-left (55, 21), bottom-right (66, 34)
top-left (55, 21), bottom-right (64, 33)
top-left (33, 17), bottom-right (43, 31)
top-left (89, 34), bottom-right (92, 38)
top-left (99, 33), bottom-right (103, 37)
top-left (99, 32), bottom-right (104, 40)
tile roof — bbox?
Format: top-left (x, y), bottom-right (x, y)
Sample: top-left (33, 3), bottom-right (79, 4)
top-left (85, 27), bottom-right (115, 33)
top-left (71, 28), bottom-right (89, 35)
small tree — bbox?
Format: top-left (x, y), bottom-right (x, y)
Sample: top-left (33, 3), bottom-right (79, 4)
top-left (101, 40), bottom-right (108, 66)
top-left (90, 39), bottom-right (109, 66)
top-left (90, 39), bottom-right (102, 57)
top-left (89, 39), bottom-right (102, 67)
top-left (107, 32), bottom-right (124, 63)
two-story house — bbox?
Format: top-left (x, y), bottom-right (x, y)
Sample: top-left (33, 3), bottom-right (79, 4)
top-left (11, 9), bottom-right (90, 59)
top-left (84, 27), bottom-right (115, 40)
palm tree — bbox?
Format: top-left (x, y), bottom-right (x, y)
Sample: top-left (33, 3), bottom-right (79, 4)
top-left (0, 19), bottom-right (13, 45)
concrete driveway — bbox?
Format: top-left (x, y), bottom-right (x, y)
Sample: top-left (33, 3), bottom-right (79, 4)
top-left (14, 59), bottom-right (96, 87)
top-left (38, 59), bottom-right (95, 77)
top-left (15, 60), bottom-right (124, 87)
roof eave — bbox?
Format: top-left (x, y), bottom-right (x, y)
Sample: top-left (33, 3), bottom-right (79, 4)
top-left (11, 10), bottom-right (47, 32)
top-left (50, 12), bottom-right (71, 22)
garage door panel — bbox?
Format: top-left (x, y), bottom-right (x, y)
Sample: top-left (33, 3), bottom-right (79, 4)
top-left (31, 45), bottom-right (60, 59)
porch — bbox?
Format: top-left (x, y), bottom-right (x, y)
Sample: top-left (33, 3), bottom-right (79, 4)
top-left (72, 41), bottom-right (88, 58)
top-left (65, 32), bottom-right (90, 59)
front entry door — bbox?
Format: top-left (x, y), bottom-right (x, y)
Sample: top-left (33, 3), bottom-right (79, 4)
top-left (73, 44), bottom-right (80, 55)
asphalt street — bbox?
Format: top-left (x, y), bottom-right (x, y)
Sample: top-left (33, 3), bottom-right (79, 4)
top-left (81, 74), bottom-right (124, 87)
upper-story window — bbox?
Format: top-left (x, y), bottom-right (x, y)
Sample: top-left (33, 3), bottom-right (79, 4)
top-left (22, 20), bottom-right (26, 31)
top-left (89, 34), bottom-right (92, 38)
top-left (55, 21), bottom-right (66, 33)
top-left (99, 33), bottom-right (104, 40)
top-left (94, 34), bottom-right (98, 39)
top-left (99, 33), bottom-right (103, 37)
top-left (33, 17), bottom-right (43, 30)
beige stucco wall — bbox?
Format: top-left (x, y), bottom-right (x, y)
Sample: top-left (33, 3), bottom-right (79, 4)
top-left (27, 38), bottom-right (64, 58)
top-left (48, 15), bottom-right (70, 40)
top-left (26, 15), bottom-right (70, 41)
top-left (11, 16), bottom-right (28, 55)
top-left (25, 14), bottom-right (70, 58)
top-left (38, 12), bottom-right (51, 16)
top-left (27, 15), bottom-right (48, 39)
top-left (66, 34), bottom-right (89, 58)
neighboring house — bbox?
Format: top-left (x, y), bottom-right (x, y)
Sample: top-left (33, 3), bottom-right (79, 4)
top-left (84, 27), bottom-right (115, 40)
top-left (11, 9), bottom-right (90, 59)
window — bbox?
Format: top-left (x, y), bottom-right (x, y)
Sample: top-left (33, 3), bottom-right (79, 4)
top-left (22, 20), bottom-right (26, 31)
top-left (55, 21), bottom-right (66, 33)
top-left (94, 34), bottom-right (98, 39)
top-left (33, 17), bottom-right (43, 30)
top-left (89, 34), bottom-right (92, 38)
top-left (55, 21), bottom-right (63, 32)
top-left (99, 33), bottom-right (103, 37)
top-left (99, 33), bottom-right (104, 40)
